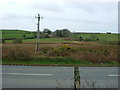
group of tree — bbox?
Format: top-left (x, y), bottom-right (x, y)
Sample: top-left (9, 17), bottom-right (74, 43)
top-left (53, 29), bottom-right (71, 37)
top-left (35, 28), bottom-right (71, 38)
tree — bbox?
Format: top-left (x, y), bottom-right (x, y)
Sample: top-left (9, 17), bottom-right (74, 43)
top-left (55, 30), bottom-right (61, 37)
top-left (23, 34), bottom-right (26, 39)
top-left (42, 28), bottom-right (52, 38)
top-left (43, 28), bottom-right (52, 34)
top-left (61, 29), bottom-right (71, 37)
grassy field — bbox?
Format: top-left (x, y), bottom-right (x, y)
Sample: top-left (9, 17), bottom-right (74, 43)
top-left (2, 30), bottom-right (119, 42)
top-left (1, 30), bottom-right (35, 39)
top-left (69, 33), bottom-right (119, 42)
top-left (5, 38), bottom-right (69, 43)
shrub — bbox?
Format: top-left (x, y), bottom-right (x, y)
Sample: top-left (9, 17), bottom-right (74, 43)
top-left (96, 37), bottom-right (99, 41)
top-left (49, 44), bottom-right (76, 56)
top-left (23, 35), bottom-right (26, 39)
top-left (79, 36), bottom-right (84, 41)
top-left (13, 39), bottom-right (23, 44)
top-left (107, 32), bottom-right (111, 34)
top-left (57, 44), bottom-right (77, 52)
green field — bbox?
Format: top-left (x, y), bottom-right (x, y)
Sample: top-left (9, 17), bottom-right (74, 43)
top-left (69, 33), bottom-right (119, 42)
top-left (5, 38), bottom-right (69, 43)
top-left (1, 30), bottom-right (119, 43)
top-left (1, 30), bottom-right (35, 39)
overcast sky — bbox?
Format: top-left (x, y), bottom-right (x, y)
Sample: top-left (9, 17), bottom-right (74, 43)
top-left (0, 0), bottom-right (118, 33)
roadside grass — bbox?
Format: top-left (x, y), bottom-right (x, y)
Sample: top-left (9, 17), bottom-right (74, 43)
top-left (2, 57), bottom-right (118, 66)
top-left (2, 57), bottom-right (90, 65)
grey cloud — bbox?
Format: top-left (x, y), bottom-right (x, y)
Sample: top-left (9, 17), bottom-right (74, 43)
top-left (1, 13), bottom-right (116, 26)
top-left (31, 2), bottom-right (63, 12)
top-left (0, 13), bottom-right (31, 20)
top-left (67, 2), bottom-right (95, 13)
top-left (83, 18), bottom-right (117, 25)
top-left (67, 2), bottom-right (117, 13)
top-left (45, 16), bottom-right (115, 25)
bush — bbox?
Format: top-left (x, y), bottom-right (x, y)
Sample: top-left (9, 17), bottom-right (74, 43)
top-left (13, 39), bottom-right (23, 44)
top-left (107, 32), bottom-right (111, 34)
top-left (79, 36), bottom-right (84, 41)
top-left (56, 44), bottom-right (76, 52)
top-left (96, 37), bottom-right (99, 41)
top-left (49, 44), bottom-right (76, 56)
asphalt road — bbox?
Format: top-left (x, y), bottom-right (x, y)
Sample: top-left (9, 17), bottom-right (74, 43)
top-left (80, 67), bottom-right (119, 88)
top-left (2, 65), bottom-right (74, 88)
top-left (2, 65), bottom-right (119, 88)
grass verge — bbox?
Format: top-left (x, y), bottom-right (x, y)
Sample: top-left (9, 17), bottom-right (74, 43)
top-left (2, 57), bottom-right (119, 66)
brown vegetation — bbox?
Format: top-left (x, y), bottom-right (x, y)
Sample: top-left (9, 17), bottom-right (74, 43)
top-left (2, 41), bottom-right (119, 63)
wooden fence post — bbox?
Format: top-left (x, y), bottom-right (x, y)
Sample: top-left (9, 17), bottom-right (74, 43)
top-left (74, 66), bottom-right (80, 90)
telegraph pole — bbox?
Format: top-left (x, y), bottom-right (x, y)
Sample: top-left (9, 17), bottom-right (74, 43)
top-left (37, 14), bottom-right (40, 39)
top-left (35, 14), bottom-right (41, 53)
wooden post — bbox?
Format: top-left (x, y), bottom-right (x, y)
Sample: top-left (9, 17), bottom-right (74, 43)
top-left (74, 66), bottom-right (80, 90)
top-left (35, 14), bottom-right (40, 53)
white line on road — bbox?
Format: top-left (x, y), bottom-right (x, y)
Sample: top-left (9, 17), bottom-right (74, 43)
top-left (108, 74), bottom-right (120, 77)
top-left (2, 73), bottom-right (53, 76)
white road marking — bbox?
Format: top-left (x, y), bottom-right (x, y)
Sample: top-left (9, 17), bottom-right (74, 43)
top-left (108, 74), bottom-right (120, 77)
top-left (2, 73), bottom-right (53, 76)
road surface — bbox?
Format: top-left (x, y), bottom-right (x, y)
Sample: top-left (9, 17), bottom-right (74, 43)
top-left (2, 65), bottom-right (74, 88)
top-left (80, 67), bottom-right (119, 88)
top-left (2, 65), bottom-right (119, 88)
